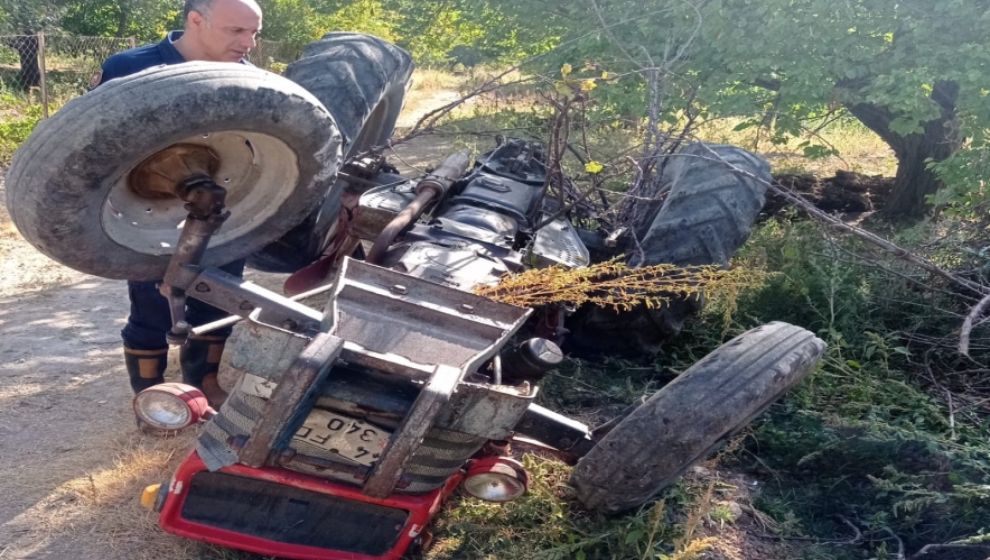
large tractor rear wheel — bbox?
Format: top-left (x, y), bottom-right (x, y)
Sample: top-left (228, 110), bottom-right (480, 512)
top-left (566, 143), bottom-right (770, 356)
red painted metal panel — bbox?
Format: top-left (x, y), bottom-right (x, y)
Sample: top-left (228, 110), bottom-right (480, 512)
top-left (158, 451), bottom-right (463, 560)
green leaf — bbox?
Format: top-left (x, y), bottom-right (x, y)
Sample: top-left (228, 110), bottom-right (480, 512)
top-left (889, 116), bottom-right (922, 136)
top-left (625, 529), bottom-right (645, 544)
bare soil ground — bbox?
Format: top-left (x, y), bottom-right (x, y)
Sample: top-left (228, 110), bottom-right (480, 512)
top-left (767, 171), bottom-right (894, 215)
top-left (1, 167), bottom-right (197, 559)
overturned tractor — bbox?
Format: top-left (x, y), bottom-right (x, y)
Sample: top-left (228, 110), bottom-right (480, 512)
top-left (5, 33), bottom-right (825, 560)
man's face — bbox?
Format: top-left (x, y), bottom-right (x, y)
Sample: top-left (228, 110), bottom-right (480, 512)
top-left (188, 0), bottom-right (262, 62)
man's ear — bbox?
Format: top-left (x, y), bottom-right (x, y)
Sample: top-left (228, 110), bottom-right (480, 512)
top-left (187, 10), bottom-right (206, 30)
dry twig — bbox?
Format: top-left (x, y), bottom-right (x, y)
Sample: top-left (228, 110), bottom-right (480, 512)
top-left (959, 292), bottom-right (990, 356)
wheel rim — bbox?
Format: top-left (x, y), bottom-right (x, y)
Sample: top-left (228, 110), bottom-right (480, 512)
top-left (100, 130), bottom-right (300, 256)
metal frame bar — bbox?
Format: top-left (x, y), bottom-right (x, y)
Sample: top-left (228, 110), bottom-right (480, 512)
top-left (362, 364), bottom-right (462, 498)
top-left (190, 268), bottom-right (323, 334)
top-left (513, 403), bottom-right (595, 460)
top-left (238, 332), bottom-right (344, 468)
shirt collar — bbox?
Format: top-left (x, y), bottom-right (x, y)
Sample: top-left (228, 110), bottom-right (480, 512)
top-left (157, 30), bottom-right (187, 64)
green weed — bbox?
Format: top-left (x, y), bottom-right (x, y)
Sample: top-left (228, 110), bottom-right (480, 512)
top-left (0, 99), bottom-right (42, 166)
top-left (427, 212), bottom-right (990, 558)
top-left (428, 454), bottom-right (731, 560)
top-left (684, 217), bottom-right (990, 557)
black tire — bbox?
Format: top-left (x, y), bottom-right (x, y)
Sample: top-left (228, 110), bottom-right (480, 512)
top-left (5, 62), bottom-right (342, 281)
top-left (570, 321), bottom-right (825, 514)
top-left (248, 33), bottom-right (413, 273)
top-left (565, 143), bottom-right (770, 356)
top-left (290, 32), bottom-right (412, 158)
top-left (631, 143), bottom-right (770, 267)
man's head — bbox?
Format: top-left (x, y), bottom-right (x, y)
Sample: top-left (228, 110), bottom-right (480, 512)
top-left (180, 0), bottom-right (262, 62)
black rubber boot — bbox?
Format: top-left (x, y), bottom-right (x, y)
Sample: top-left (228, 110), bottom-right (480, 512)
top-left (180, 334), bottom-right (228, 406)
top-left (123, 347), bottom-right (167, 393)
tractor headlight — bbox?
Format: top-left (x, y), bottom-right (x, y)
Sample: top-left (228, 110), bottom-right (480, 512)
top-left (133, 383), bottom-right (212, 431)
top-left (462, 457), bottom-right (528, 502)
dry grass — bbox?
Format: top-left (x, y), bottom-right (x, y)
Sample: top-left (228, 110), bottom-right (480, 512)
top-left (476, 260), bottom-right (768, 328)
top-left (46, 434), bottom-right (196, 555)
top-left (6, 430), bottom-right (248, 560)
top-left (396, 68), bottom-right (470, 130)
top-left (694, 116), bottom-right (895, 177)
top-left (409, 67), bottom-right (465, 93)
top-left (397, 67), bottom-right (544, 133)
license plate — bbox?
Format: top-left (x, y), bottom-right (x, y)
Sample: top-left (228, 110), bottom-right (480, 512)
top-left (292, 409), bottom-right (390, 467)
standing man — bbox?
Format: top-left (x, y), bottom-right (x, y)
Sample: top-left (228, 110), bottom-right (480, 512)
top-left (97, 0), bottom-right (263, 405)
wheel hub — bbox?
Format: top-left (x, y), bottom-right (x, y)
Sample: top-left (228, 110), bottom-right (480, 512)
top-left (101, 130), bottom-right (300, 257)
top-left (128, 144), bottom-right (221, 200)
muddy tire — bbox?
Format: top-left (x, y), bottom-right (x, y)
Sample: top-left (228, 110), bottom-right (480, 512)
top-left (5, 62), bottom-right (342, 281)
top-left (249, 33), bottom-right (413, 273)
top-left (631, 143), bottom-right (770, 266)
top-left (570, 321), bottom-right (825, 514)
top-left (565, 143), bottom-right (770, 356)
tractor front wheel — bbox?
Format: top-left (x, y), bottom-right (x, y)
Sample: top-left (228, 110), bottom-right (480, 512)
top-left (570, 321), bottom-right (825, 514)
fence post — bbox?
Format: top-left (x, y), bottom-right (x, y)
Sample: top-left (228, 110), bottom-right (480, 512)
top-left (37, 31), bottom-right (49, 118)
top-left (129, 37), bottom-right (137, 49)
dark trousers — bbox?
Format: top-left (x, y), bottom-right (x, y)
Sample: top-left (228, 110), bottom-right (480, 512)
top-left (120, 260), bottom-right (246, 349)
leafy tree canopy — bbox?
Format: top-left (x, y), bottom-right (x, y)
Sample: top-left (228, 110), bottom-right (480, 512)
top-left (0, 0), bottom-right (66, 33)
top-left (494, 0), bottom-right (990, 217)
top-left (5, 0), bottom-right (987, 217)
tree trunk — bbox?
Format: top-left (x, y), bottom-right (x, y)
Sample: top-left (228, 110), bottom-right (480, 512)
top-left (846, 81), bottom-right (961, 220)
top-left (885, 123), bottom-right (957, 217)
top-left (115, 3), bottom-right (131, 37)
top-left (1, 35), bottom-right (42, 91)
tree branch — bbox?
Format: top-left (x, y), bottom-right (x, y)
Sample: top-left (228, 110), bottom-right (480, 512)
top-left (959, 292), bottom-right (990, 356)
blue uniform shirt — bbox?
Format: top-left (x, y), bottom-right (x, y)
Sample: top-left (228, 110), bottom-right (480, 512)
top-left (98, 31), bottom-right (186, 86)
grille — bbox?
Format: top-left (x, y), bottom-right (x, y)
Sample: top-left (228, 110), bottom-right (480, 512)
top-left (181, 471), bottom-right (408, 555)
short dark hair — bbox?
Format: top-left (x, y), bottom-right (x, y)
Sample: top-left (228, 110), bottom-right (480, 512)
top-left (183, 0), bottom-right (213, 20)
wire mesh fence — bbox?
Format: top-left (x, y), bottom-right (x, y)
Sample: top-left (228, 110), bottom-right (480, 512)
top-left (45, 34), bottom-right (138, 93)
top-left (0, 35), bottom-right (45, 94)
top-left (0, 33), bottom-right (296, 117)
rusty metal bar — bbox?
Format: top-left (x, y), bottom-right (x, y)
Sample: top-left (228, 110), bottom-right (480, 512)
top-left (238, 332), bottom-right (344, 468)
top-left (158, 176), bottom-right (229, 343)
top-left (362, 364), bottom-right (462, 498)
top-left (325, 258), bottom-right (531, 378)
top-left (513, 403), bottom-right (595, 459)
top-left (191, 282), bottom-right (334, 336)
top-left (188, 268), bottom-right (323, 335)
top-left (277, 449), bottom-right (368, 479)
